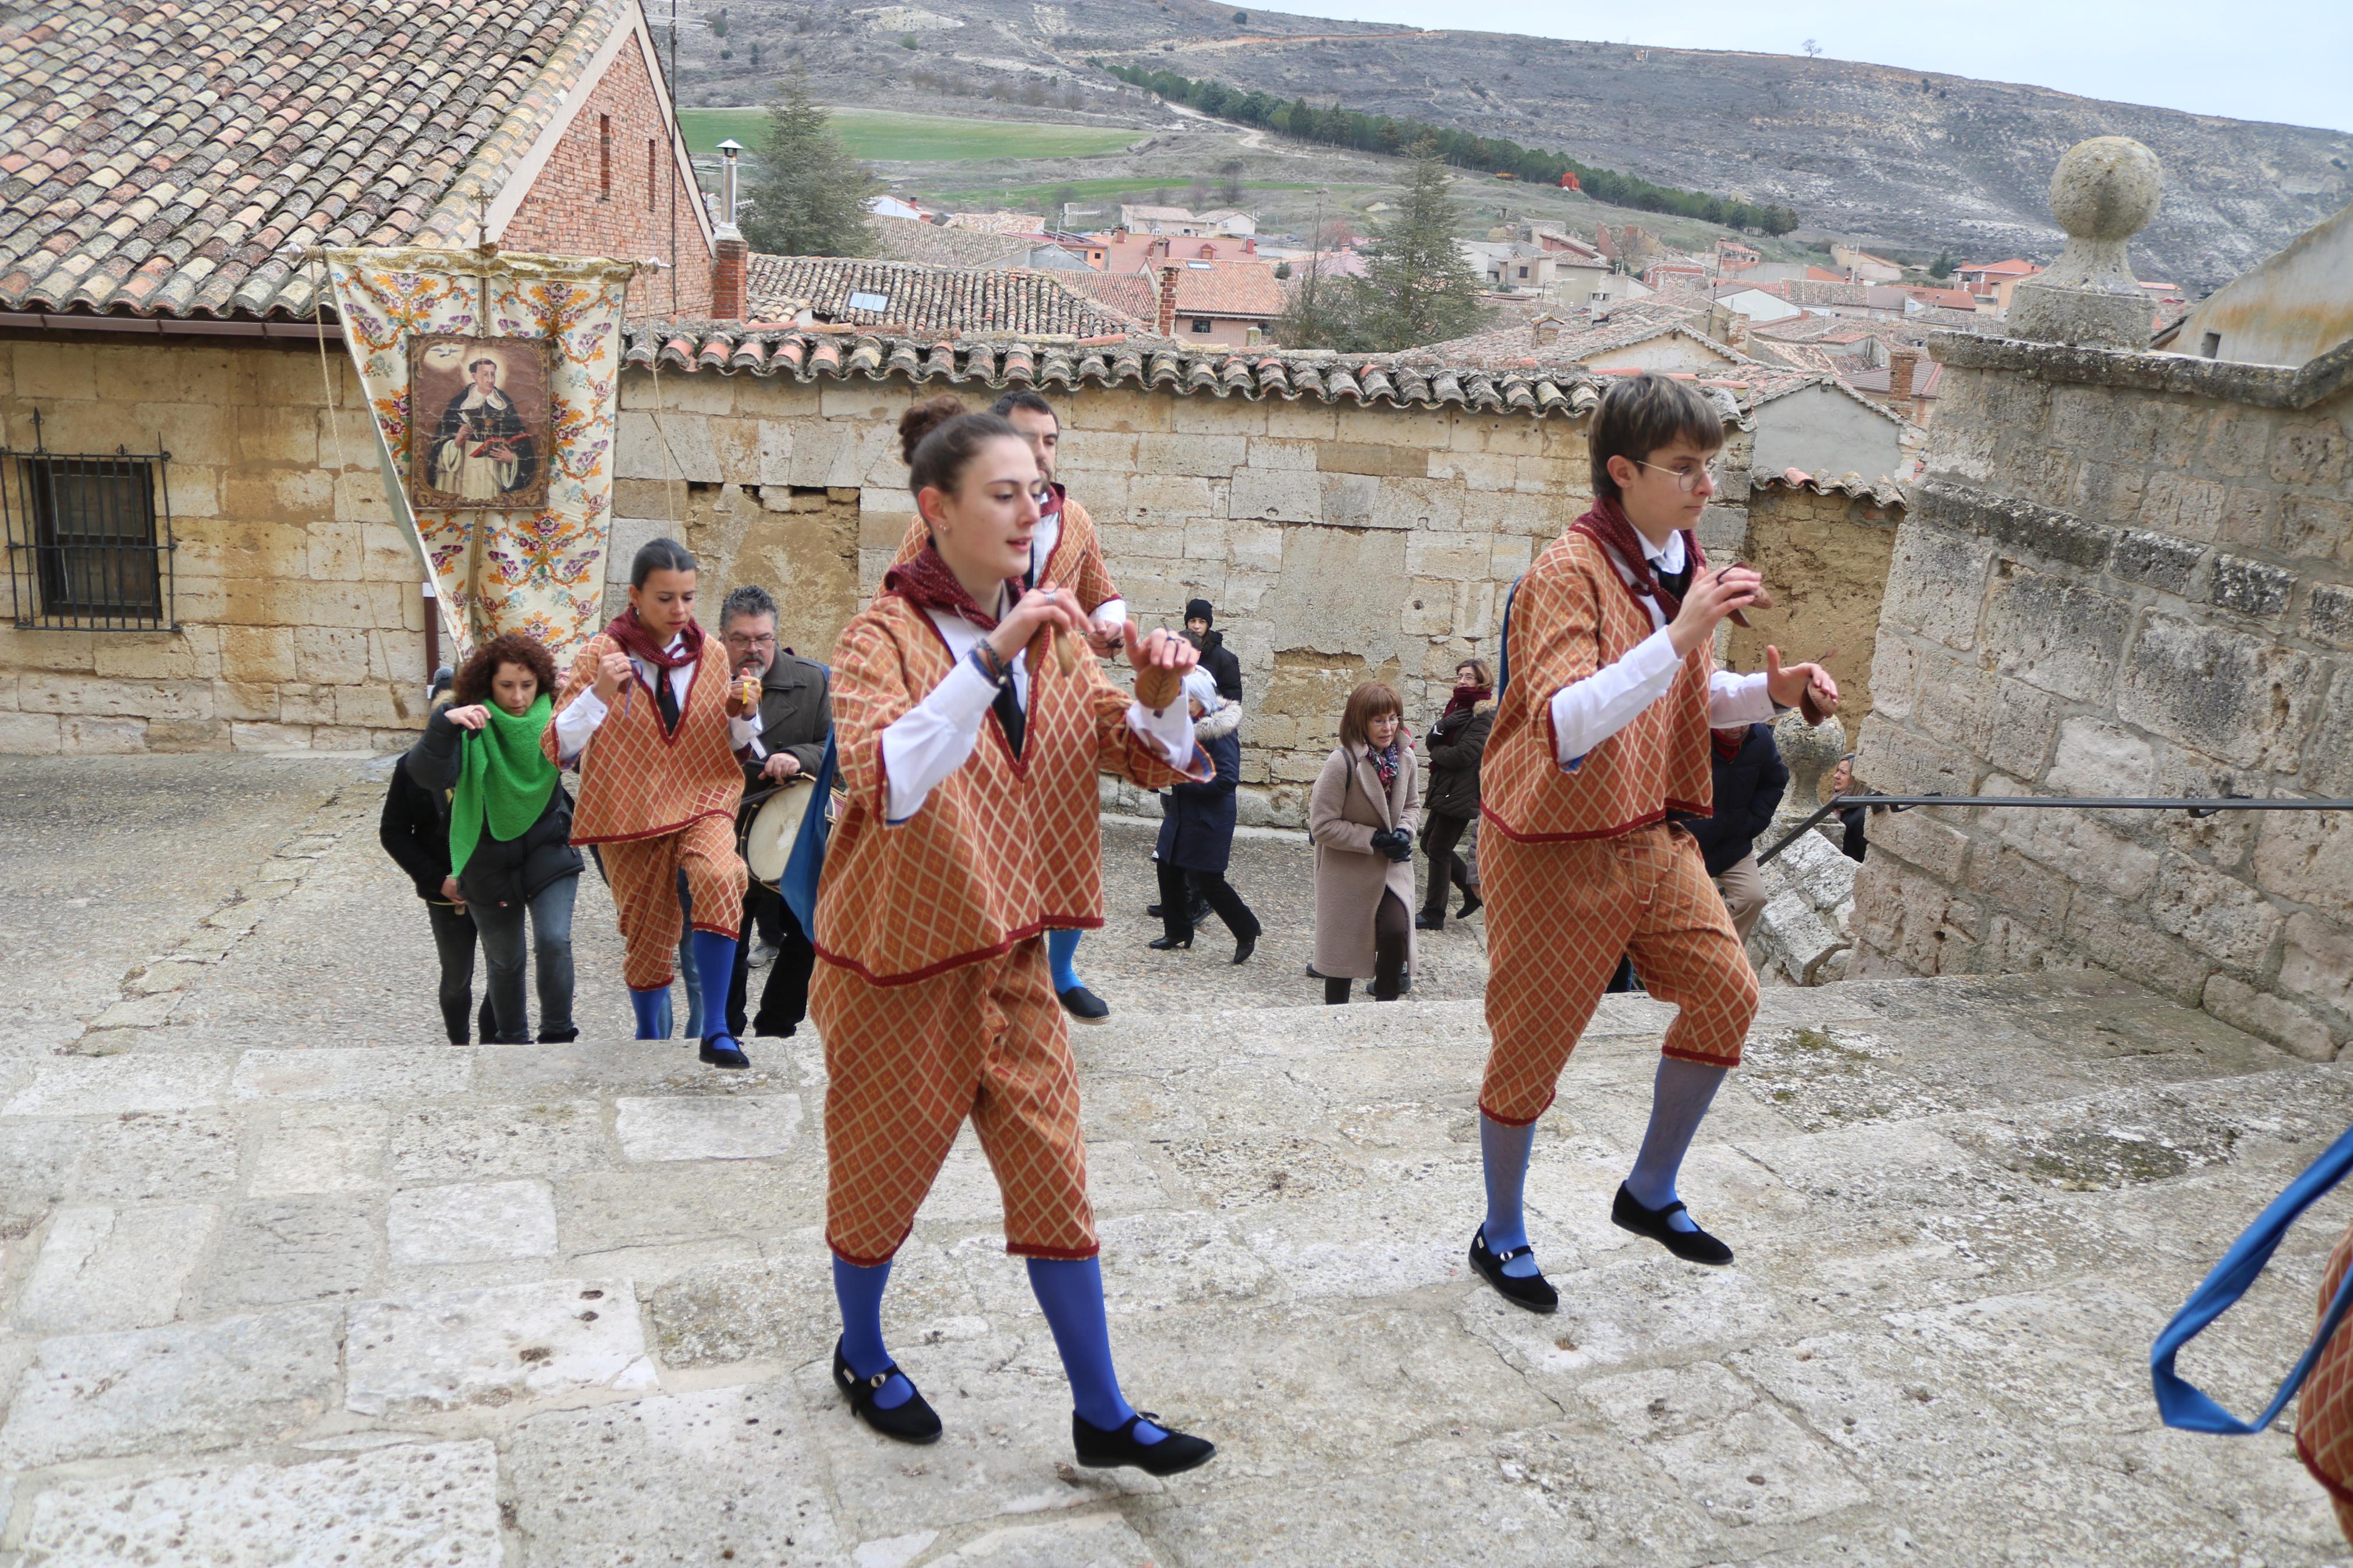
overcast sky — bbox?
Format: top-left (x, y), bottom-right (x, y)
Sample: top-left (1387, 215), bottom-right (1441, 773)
top-left (1270, 0), bottom-right (2353, 135)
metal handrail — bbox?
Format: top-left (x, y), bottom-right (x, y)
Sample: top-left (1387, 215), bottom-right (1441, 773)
top-left (1755, 792), bottom-right (2353, 868)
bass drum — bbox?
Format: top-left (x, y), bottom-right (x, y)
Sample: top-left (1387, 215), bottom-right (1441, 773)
top-left (742, 777), bottom-right (815, 889)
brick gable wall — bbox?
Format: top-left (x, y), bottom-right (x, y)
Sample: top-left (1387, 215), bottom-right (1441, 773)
top-left (502, 37), bottom-right (713, 319)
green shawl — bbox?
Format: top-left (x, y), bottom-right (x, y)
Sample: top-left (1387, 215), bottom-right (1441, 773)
top-left (449, 694), bottom-right (559, 879)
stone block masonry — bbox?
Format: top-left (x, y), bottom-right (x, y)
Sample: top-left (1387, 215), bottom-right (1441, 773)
top-left (1851, 332), bottom-right (2353, 1058)
top-left (1727, 478), bottom-right (1905, 728)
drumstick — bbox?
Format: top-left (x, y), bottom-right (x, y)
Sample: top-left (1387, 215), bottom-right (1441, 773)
top-left (1054, 627), bottom-right (1079, 675)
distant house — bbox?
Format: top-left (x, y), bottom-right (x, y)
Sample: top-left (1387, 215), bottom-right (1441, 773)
top-left (2154, 200), bottom-right (2353, 367)
top-left (1742, 370), bottom-right (1918, 483)
top-left (1955, 259), bottom-right (2043, 311)
top-left (1901, 287), bottom-right (1977, 314)
top-left (1830, 245), bottom-right (1904, 283)
top-left (1839, 348), bottom-right (1942, 425)
top-left (868, 194), bottom-right (929, 222)
top-left (1092, 231), bottom-right (1259, 276)
top-left (744, 256), bottom-right (1150, 337)
top-left (1117, 204), bottom-right (1213, 237)
top-left (1193, 209), bottom-right (1259, 237)
top-left (1163, 259), bottom-right (1288, 346)
top-left (1714, 286), bottom-right (1803, 325)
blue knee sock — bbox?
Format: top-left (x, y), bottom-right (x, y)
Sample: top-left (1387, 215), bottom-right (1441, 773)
top-left (1479, 1114), bottom-right (1542, 1278)
top-left (629, 986), bottom-right (667, 1040)
top-left (1045, 928), bottom-right (1084, 994)
top-left (690, 929), bottom-right (738, 1043)
top-left (1026, 1257), bottom-right (1163, 1442)
top-left (1624, 1057), bottom-right (1730, 1232)
top-left (832, 1255), bottom-right (913, 1410)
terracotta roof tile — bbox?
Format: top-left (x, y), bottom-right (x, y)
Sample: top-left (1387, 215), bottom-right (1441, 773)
top-left (0, 0), bottom-right (620, 321)
top-left (865, 215), bottom-right (1031, 270)
top-left (745, 253), bottom-right (1148, 337)
top-left (1166, 259), bottom-right (1286, 320)
top-left (1059, 268), bottom-right (1157, 324)
top-left (1752, 468), bottom-right (1909, 508)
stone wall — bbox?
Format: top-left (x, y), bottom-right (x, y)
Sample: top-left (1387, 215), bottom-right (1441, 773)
top-left (1850, 333), bottom-right (2353, 1059)
top-left (602, 364), bottom-right (1755, 824)
top-left (0, 337), bottom-right (421, 756)
top-left (1725, 477), bottom-right (1905, 728)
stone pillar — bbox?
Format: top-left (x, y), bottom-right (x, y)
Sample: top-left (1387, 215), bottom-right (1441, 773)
top-left (2005, 136), bottom-right (2163, 350)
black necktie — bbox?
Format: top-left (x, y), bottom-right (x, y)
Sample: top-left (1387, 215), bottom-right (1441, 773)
top-left (992, 674), bottom-right (1025, 758)
top-left (656, 667), bottom-right (681, 734)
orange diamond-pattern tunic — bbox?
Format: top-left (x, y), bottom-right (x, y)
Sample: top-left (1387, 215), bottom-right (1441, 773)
top-left (811, 589), bottom-right (1208, 1263)
top-left (545, 630), bottom-right (748, 987)
top-left (2298, 1223), bottom-right (2353, 1543)
top-left (1477, 526), bottom-right (1758, 1126)
top-left (892, 493), bottom-right (1117, 616)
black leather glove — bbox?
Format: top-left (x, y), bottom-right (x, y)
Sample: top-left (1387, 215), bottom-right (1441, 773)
top-left (1371, 828), bottom-right (1412, 863)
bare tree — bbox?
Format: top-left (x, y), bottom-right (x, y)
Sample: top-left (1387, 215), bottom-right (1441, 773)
top-left (1801, 38), bottom-right (1822, 58)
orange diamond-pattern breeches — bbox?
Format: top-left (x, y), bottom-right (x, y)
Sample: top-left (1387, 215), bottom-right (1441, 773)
top-left (814, 937), bottom-right (1096, 1266)
top-left (601, 816), bottom-right (750, 990)
top-left (1479, 823), bottom-right (1758, 1126)
top-left (2297, 1224), bottom-right (2353, 1544)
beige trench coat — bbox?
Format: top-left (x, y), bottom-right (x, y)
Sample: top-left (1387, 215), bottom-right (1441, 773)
top-left (1308, 742), bottom-right (1422, 979)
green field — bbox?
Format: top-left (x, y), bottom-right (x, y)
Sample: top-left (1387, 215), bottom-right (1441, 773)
top-left (679, 106), bottom-right (1136, 162)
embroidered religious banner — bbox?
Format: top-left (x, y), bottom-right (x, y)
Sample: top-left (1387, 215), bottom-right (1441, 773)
top-left (322, 247), bottom-right (637, 664)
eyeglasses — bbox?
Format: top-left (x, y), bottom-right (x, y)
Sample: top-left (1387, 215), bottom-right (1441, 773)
top-left (1634, 458), bottom-right (1720, 493)
top-left (724, 631), bottom-right (776, 647)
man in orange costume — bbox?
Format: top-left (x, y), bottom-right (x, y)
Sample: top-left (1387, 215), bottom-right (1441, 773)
top-left (889, 390), bottom-right (1124, 1026)
top-left (1468, 374), bottom-right (1839, 1311)
top-left (815, 395), bottom-right (1217, 1477)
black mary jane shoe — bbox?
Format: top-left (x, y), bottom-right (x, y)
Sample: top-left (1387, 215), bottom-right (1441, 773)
top-left (1469, 1226), bottom-right (1559, 1314)
top-left (1074, 1410), bottom-right (1216, 1476)
top-left (832, 1342), bottom-right (943, 1445)
top-left (1057, 985), bottom-right (1110, 1025)
top-left (1147, 933), bottom-right (1193, 951)
top-left (699, 1034), bottom-right (752, 1071)
top-left (1611, 1183), bottom-right (1734, 1266)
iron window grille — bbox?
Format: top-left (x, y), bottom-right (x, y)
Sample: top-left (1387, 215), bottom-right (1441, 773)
top-left (3, 410), bottom-right (177, 631)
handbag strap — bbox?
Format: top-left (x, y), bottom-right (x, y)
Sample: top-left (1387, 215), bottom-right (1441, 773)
top-left (2153, 1120), bottom-right (2353, 1434)
top-left (1495, 575), bottom-right (1522, 698)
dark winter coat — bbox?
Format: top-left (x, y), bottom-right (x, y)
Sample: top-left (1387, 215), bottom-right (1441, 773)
top-left (1422, 698), bottom-right (1495, 821)
top-left (380, 754), bottom-right (460, 902)
top-left (1684, 722), bottom-right (1788, 877)
top-left (404, 707), bottom-right (583, 908)
top-left (740, 652), bottom-right (832, 791)
top-left (1187, 628), bottom-right (1243, 704)
top-left (1156, 703), bottom-right (1243, 876)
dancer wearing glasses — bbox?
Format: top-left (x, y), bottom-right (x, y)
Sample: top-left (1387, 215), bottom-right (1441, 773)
top-left (1467, 374), bottom-right (1839, 1311)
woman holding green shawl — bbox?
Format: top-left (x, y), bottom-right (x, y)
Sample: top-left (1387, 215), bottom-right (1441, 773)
top-left (406, 633), bottom-right (583, 1044)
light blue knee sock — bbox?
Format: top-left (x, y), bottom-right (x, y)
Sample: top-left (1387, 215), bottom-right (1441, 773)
top-left (1027, 1256), bottom-right (1163, 1442)
top-left (1046, 928), bottom-right (1084, 994)
top-left (832, 1255), bottom-right (913, 1410)
top-left (690, 929), bottom-right (738, 1044)
top-left (1479, 1114), bottom-right (1541, 1278)
top-left (1623, 1057), bottom-right (1730, 1232)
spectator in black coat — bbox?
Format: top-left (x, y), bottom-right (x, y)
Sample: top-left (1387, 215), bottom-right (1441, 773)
top-left (379, 675), bottom-right (495, 1044)
top-left (1685, 721), bottom-right (1788, 940)
top-left (1416, 658), bottom-right (1493, 931)
top-left (1829, 754), bottom-right (1873, 863)
top-left (1148, 670), bottom-right (1261, 964)
top-left (1183, 598), bottom-right (1242, 704)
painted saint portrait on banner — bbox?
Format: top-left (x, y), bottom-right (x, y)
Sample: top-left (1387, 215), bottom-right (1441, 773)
top-left (407, 335), bottom-right (555, 510)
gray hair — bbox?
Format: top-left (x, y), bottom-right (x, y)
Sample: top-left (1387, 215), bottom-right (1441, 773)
top-left (719, 584), bottom-right (778, 632)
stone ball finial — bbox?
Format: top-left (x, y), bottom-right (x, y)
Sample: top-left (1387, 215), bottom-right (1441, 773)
top-left (2049, 136), bottom-right (2163, 244)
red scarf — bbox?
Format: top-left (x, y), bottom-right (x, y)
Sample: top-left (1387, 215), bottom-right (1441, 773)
top-left (1570, 496), bottom-right (1705, 621)
top-left (604, 607), bottom-right (702, 669)
top-left (883, 545), bottom-right (1020, 633)
top-left (1442, 685), bottom-right (1493, 720)
top-left (1712, 726), bottom-right (1750, 760)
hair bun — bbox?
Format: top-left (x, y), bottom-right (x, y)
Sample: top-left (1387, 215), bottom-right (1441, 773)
top-left (898, 394), bottom-right (970, 467)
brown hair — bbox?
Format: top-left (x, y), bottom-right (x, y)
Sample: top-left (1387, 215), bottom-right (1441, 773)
top-left (1588, 373), bottom-right (1723, 502)
top-left (453, 632), bottom-right (559, 708)
top-left (1454, 656), bottom-right (1494, 688)
top-left (899, 394), bottom-right (1022, 500)
top-left (1339, 680), bottom-right (1404, 750)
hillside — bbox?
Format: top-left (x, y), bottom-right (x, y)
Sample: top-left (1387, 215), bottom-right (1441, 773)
top-left (675, 0), bottom-right (2352, 291)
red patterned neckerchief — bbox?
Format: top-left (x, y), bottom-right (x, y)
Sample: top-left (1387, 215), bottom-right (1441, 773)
top-left (604, 607), bottom-right (702, 669)
top-left (1712, 726), bottom-right (1750, 761)
top-left (883, 544), bottom-right (1021, 634)
top-left (1569, 496), bottom-right (1705, 621)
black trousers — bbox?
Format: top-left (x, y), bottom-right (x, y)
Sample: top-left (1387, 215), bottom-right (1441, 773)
top-left (729, 883), bottom-right (815, 1039)
top-left (1155, 859), bottom-right (1261, 945)
top-left (1418, 810), bottom-right (1476, 920)
top-left (1326, 888), bottom-right (1411, 1003)
top-left (425, 900), bottom-right (498, 1044)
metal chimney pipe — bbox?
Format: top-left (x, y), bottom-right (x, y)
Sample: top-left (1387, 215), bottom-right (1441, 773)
top-left (717, 138), bottom-right (743, 226)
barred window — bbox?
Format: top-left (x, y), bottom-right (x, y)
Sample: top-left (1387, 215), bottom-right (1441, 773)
top-left (6, 427), bottom-right (175, 630)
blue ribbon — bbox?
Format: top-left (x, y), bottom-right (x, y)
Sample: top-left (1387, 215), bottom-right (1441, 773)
top-left (2152, 1121), bottom-right (2353, 1435)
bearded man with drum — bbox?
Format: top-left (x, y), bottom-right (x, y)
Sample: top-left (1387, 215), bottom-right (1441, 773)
top-left (721, 585), bottom-right (832, 1040)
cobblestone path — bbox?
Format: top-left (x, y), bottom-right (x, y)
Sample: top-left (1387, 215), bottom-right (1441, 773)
top-left (1, 756), bottom-right (2347, 1565)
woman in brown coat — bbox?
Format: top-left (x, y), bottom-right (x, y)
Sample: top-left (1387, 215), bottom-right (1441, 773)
top-left (1308, 681), bottom-right (1420, 1003)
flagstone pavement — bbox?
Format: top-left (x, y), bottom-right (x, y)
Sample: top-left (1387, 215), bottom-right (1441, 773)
top-left (1, 753), bottom-right (2349, 1566)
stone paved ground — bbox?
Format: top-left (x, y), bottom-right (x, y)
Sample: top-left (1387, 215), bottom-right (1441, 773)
top-left (2, 754), bottom-right (2350, 1566)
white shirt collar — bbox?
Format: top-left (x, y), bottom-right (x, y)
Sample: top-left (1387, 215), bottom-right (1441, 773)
top-left (1639, 528), bottom-right (1686, 573)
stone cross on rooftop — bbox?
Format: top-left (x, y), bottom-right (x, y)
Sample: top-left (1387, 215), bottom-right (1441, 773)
top-left (2006, 136), bottom-right (2164, 349)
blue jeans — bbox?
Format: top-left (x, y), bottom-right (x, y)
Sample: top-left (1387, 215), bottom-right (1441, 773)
top-left (472, 876), bottom-right (578, 1042)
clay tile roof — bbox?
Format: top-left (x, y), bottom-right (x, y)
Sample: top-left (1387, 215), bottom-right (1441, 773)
top-left (1059, 269), bottom-right (1158, 324)
top-left (1393, 300), bottom-right (1730, 372)
top-left (744, 254), bottom-right (1149, 337)
top-left (1168, 259), bottom-right (1287, 320)
top-left (1752, 467), bottom-right (1909, 509)
top-left (0, 0), bottom-right (622, 321)
top-left (620, 325), bottom-right (1634, 418)
top-left (865, 216), bottom-right (1031, 271)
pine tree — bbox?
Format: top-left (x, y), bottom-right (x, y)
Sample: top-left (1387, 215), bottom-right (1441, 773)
top-left (1928, 249), bottom-right (1955, 279)
top-left (1341, 143), bottom-right (1487, 351)
top-left (739, 74), bottom-right (880, 258)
